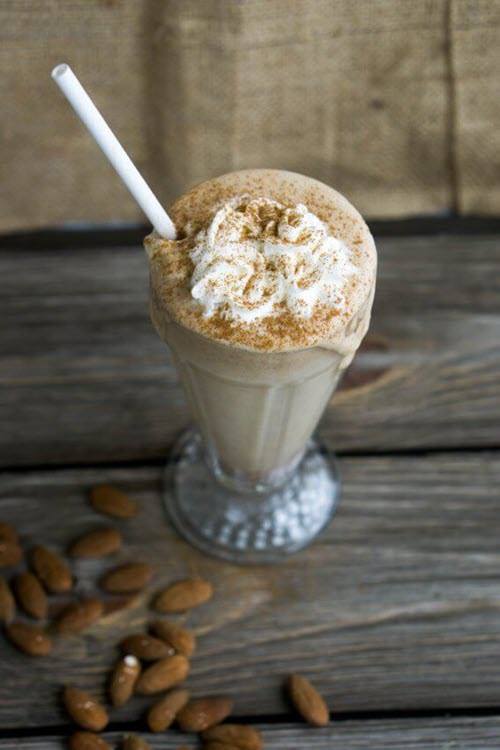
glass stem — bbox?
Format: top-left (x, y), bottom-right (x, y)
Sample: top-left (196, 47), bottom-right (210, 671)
top-left (205, 443), bottom-right (305, 494)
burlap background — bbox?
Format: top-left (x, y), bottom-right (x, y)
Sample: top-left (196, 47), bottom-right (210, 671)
top-left (0, 0), bottom-right (498, 231)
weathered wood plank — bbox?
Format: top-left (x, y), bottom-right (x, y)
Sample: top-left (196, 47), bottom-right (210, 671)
top-left (0, 453), bottom-right (499, 727)
top-left (1, 234), bottom-right (500, 467)
top-left (2, 716), bottom-right (500, 750)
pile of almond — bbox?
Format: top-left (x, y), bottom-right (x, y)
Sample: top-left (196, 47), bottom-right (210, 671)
top-left (0, 485), bottom-right (330, 749)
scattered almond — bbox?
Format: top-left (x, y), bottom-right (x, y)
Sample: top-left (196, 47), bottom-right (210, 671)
top-left (135, 654), bottom-right (190, 695)
top-left (122, 735), bottom-right (150, 750)
top-left (177, 696), bottom-right (233, 732)
top-left (69, 527), bottom-right (122, 558)
top-left (0, 575), bottom-right (16, 623)
top-left (0, 522), bottom-right (18, 543)
top-left (6, 621), bottom-right (52, 656)
top-left (147, 687), bottom-right (190, 732)
top-left (90, 485), bottom-right (138, 519)
top-left (14, 572), bottom-right (48, 619)
top-left (0, 540), bottom-right (23, 568)
top-left (63, 686), bottom-right (109, 731)
top-left (286, 673), bottom-right (329, 727)
top-left (101, 562), bottom-right (153, 593)
top-left (31, 545), bottom-right (72, 593)
top-left (102, 593), bottom-right (138, 615)
top-left (120, 632), bottom-right (174, 660)
top-left (151, 619), bottom-right (196, 657)
top-left (202, 724), bottom-right (263, 750)
top-left (153, 578), bottom-right (213, 613)
top-left (69, 732), bottom-right (112, 750)
top-left (56, 598), bottom-right (104, 635)
top-left (109, 654), bottom-right (141, 707)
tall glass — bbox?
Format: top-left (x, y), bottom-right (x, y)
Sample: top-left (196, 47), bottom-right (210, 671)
top-left (146, 170), bottom-right (376, 563)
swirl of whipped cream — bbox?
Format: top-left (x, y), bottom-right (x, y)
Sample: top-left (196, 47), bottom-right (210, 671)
top-left (189, 196), bottom-right (358, 323)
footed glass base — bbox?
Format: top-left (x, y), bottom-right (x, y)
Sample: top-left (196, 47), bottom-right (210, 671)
top-left (164, 429), bottom-right (341, 564)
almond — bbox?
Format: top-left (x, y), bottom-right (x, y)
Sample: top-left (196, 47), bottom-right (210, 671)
top-left (0, 575), bottom-right (16, 623)
top-left (64, 686), bottom-right (109, 731)
top-left (103, 593), bottom-right (138, 615)
top-left (109, 654), bottom-right (141, 706)
top-left (147, 688), bottom-right (190, 732)
top-left (69, 732), bottom-right (112, 750)
top-left (204, 744), bottom-right (243, 750)
top-left (177, 696), bottom-right (233, 732)
top-left (286, 673), bottom-right (329, 727)
top-left (153, 578), bottom-right (213, 613)
top-left (0, 522), bottom-right (18, 543)
top-left (120, 633), bottom-right (174, 661)
top-left (0, 540), bottom-right (23, 568)
top-left (151, 619), bottom-right (196, 657)
top-left (122, 736), bottom-right (151, 750)
top-left (101, 563), bottom-right (153, 593)
top-left (32, 545), bottom-right (72, 593)
top-left (202, 724), bottom-right (263, 750)
top-left (6, 621), bottom-right (52, 656)
top-left (56, 598), bottom-right (104, 635)
top-left (135, 654), bottom-right (189, 695)
top-left (14, 572), bottom-right (48, 619)
top-left (109, 654), bottom-right (141, 707)
top-left (90, 485), bottom-right (138, 519)
top-left (69, 527), bottom-right (122, 558)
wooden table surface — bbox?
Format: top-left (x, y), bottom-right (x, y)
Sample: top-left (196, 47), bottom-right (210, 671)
top-left (1, 223), bottom-right (499, 749)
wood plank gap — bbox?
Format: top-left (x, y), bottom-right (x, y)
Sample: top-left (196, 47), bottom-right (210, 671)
top-left (4, 707), bottom-right (500, 740)
top-left (2, 444), bottom-right (499, 475)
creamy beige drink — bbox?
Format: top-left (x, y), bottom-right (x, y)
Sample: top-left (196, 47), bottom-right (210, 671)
top-left (145, 170), bottom-right (376, 488)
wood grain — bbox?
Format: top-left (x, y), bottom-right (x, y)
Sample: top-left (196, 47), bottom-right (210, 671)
top-left (1, 233), bottom-right (500, 467)
top-left (2, 717), bottom-right (500, 750)
top-left (0, 454), bottom-right (499, 727)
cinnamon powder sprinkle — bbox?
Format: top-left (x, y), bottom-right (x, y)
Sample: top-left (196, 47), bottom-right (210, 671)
top-left (145, 169), bottom-right (376, 353)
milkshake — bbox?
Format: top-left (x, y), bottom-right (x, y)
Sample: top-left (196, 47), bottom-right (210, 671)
top-left (145, 169), bottom-right (376, 562)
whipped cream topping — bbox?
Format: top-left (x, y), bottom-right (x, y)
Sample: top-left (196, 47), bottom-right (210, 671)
top-left (187, 197), bottom-right (358, 323)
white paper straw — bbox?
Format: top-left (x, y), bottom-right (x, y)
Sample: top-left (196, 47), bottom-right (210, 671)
top-left (51, 64), bottom-right (176, 240)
